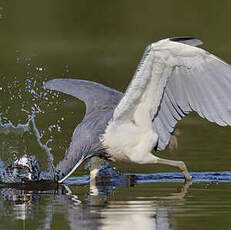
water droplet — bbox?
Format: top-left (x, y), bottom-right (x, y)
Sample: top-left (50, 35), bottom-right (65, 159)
top-left (36, 67), bottom-right (43, 71)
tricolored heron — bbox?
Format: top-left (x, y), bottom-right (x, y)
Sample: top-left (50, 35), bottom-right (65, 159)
top-left (45, 37), bottom-right (231, 183)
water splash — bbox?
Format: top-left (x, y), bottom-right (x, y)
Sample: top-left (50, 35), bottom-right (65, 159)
top-left (30, 115), bottom-right (55, 177)
top-left (0, 113), bottom-right (55, 184)
top-left (0, 58), bottom-right (69, 184)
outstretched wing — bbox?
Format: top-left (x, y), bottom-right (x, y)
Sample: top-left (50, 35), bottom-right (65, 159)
top-left (45, 79), bottom-right (123, 115)
top-left (113, 37), bottom-right (231, 151)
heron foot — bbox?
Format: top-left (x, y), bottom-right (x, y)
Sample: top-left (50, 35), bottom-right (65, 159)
top-left (178, 161), bottom-right (192, 182)
top-left (155, 157), bottom-right (191, 182)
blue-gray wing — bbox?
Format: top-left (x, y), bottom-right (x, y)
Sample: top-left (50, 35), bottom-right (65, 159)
top-left (154, 52), bottom-right (231, 151)
top-left (44, 79), bottom-right (123, 115)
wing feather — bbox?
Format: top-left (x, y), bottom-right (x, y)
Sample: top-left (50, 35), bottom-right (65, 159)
top-left (113, 38), bottom-right (231, 151)
top-left (154, 46), bottom-right (231, 150)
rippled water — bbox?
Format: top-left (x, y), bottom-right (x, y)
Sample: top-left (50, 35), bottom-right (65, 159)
top-left (1, 174), bottom-right (231, 230)
top-left (1, 0), bottom-right (231, 229)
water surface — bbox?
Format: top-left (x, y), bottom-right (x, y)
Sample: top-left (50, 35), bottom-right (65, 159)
top-left (1, 0), bottom-right (231, 229)
top-left (1, 174), bottom-right (231, 230)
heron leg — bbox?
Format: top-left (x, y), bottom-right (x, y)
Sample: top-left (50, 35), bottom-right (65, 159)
top-left (89, 157), bottom-right (106, 182)
top-left (156, 157), bottom-right (191, 181)
top-left (130, 151), bottom-right (191, 181)
top-left (89, 157), bottom-right (105, 195)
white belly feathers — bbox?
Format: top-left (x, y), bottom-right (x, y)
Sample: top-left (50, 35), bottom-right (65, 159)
top-left (101, 118), bottom-right (158, 164)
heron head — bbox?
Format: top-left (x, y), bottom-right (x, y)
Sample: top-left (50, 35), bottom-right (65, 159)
top-left (54, 140), bottom-right (104, 183)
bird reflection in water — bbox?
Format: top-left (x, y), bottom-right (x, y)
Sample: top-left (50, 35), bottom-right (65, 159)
top-left (0, 177), bottom-right (190, 230)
